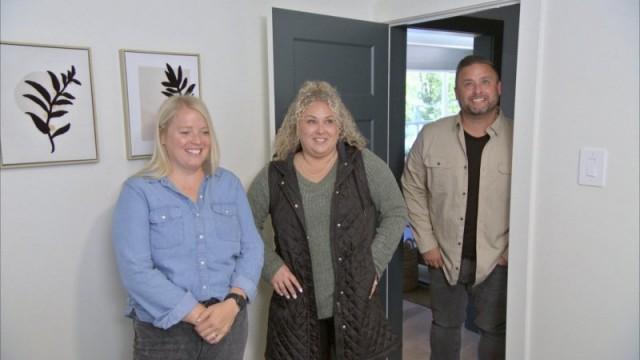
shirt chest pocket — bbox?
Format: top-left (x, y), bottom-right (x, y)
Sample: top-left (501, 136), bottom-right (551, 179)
top-left (487, 161), bottom-right (512, 190)
top-left (149, 207), bottom-right (184, 249)
top-left (425, 158), bottom-right (453, 194)
top-left (211, 203), bottom-right (240, 243)
top-left (498, 162), bottom-right (512, 176)
top-left (494, 161), bottom-right (512, 198)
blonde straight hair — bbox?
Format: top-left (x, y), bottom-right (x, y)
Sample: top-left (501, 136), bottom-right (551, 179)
top-left (136, 96), bottom-right (220, 178)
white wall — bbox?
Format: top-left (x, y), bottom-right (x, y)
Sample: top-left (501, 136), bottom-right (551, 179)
top-left (514, 0), bottom-right (639, 358)
top-left (0, 1), bottom-right (374, 359)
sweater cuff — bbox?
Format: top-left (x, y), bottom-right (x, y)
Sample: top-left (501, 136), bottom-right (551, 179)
top-left (262, 256), bottom-right (285, 284)
top-left (371, 234), bottom-right (396, 275)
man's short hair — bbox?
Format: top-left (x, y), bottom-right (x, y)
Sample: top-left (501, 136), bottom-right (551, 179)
top-left (455, 55), bottom-right (500, 84)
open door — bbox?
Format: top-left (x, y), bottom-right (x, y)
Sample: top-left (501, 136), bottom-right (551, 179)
top-left (272, 7), bottom-right (404, 360)
top-left (273, 8), bottom-right (389, 157)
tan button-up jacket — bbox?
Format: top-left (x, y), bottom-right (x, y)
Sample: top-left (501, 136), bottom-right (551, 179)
top-left (402, 112), bottom-right (513, 285)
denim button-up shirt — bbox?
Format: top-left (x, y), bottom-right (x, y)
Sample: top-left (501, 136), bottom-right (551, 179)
top-left (112, 168), bottom-right (263, 329)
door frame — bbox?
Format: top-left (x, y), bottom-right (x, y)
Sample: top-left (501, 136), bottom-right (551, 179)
top-left (387, 2), bottom-right (529, 359)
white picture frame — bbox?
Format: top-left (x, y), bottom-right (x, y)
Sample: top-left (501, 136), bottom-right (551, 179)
top-left (0, 42), bottom-right (98, 168)
top-left (119, 49), bottom-right (201, 159)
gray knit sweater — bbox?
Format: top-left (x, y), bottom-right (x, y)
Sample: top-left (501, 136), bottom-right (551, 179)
top-left (248, 149), bottom-right (407, 319)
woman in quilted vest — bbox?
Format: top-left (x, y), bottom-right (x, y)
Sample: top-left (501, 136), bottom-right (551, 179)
top-left (248, 81), bottom-right (407, 359)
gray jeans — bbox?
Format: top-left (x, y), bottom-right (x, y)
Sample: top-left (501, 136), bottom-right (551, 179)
top-left (429, 258), bottom-right (507, 360)
top-left (132, 308), bottom-right (248, 360)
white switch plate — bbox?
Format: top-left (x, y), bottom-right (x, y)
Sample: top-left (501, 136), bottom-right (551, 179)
top-left (578, 147), bottom-right (607, 187)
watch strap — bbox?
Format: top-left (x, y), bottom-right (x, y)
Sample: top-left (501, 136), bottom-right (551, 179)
top-left (224, 293), bottom-right (247, 311)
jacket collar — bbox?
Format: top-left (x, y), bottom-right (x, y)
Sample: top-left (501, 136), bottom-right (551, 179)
top-left (454, 108), bottom-right (507, 138)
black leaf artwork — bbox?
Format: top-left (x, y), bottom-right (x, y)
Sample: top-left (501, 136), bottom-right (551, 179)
top-left (22, 65), bottom-right (82, 153)
top-left (161, 63), bottom-right (196, 97)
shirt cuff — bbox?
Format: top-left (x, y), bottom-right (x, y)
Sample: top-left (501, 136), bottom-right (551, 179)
top-left (231, 274), bottom-right (258, 301)
top-left (415, 235), bottom-right (438, 254)
top-left (155, 291), bottom-right (199, 330)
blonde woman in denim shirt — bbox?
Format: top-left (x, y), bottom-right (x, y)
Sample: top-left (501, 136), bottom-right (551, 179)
top-left (112, 96), bottom-right (263, 360)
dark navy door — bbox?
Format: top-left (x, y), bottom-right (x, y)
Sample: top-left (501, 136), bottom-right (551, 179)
top-left (273, 8), bottom-right (403, 360)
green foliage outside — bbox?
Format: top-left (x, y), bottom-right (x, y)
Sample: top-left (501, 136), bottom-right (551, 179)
top-left (405, 70), bottom-right (459, 154)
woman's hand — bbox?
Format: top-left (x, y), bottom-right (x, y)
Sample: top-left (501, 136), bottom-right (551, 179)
top-left (369, 275), bottom-right (379, 299)
top-left (271, 265), bottom-right (303, 299)
top-left (183, 303), bottom-right (207, 325)
top-left (194, 301), bottom-right (239, 344)
top-left (422, 247), bottom-right (444, 268)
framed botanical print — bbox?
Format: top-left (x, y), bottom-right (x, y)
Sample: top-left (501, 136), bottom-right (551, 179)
top-left (119, 49), bottom-right (201, 159)
top-left (0, 42), bottom-right (98, 168)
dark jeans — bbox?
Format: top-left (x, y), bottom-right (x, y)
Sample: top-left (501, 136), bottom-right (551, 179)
top-left (429, 258), bottom-right (507, 360)
top-left (132, 308), bottom-right (248, 360)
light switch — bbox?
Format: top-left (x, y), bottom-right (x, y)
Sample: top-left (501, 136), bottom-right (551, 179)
top-left (578, 147), bottom-right (607, 187)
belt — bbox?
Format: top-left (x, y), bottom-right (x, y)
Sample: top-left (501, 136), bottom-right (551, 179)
top-left (200, 298), bottom-right (220, 307)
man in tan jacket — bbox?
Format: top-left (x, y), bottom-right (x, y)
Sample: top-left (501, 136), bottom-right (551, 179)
top-left (402, 55), bottom-right (513, 360)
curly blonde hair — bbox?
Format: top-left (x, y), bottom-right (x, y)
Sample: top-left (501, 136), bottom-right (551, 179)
top-left (136, 96), bottom-right (220, 178)
top-left (273, 81), bottom-right (367, 160)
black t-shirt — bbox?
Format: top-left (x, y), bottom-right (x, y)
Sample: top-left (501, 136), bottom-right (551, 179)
top-left (462, 131), bottom-right (490, 260)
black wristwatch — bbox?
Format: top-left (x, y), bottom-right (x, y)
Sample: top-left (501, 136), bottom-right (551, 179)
top-left (224, 293), bottom-right (247, 311)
